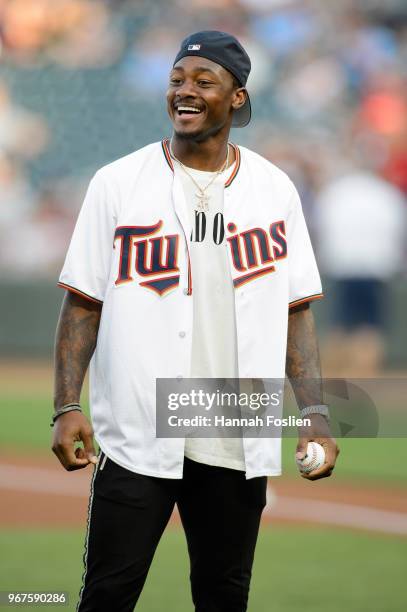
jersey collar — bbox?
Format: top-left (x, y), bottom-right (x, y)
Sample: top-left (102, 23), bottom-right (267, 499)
top-left (162, 138), bottom-right (240, 188)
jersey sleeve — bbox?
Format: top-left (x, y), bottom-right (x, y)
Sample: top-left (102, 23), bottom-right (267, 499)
top-left (58, 171), bottom-right (117, 303)
top-left (286, 184), bottom-right (323, 308)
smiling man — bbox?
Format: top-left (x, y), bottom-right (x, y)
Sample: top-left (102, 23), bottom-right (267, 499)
top-left (52, 31), bottom-right (339, 612)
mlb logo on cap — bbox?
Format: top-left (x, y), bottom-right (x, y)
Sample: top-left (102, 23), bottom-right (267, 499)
top-left (188, 44), bottom-right (201, 50)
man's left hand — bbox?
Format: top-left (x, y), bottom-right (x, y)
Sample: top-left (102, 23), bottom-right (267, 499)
top-left (296, 414), bottom-right (340, 481)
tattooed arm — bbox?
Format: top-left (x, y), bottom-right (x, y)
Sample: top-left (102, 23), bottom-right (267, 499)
top-left (52, 291), bottom-right (102, 471)
top-left (286, 302), bottom-right (339, 480)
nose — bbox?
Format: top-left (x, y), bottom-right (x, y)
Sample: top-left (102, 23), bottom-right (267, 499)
top-left (175, 79), bottom-right (197, 99)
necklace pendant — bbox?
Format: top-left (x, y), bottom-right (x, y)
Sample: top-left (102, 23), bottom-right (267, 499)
top-left (196, 192), bottom-right (209, 212)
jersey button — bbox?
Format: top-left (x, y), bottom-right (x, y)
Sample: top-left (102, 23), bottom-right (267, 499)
top-left (183, 288), bottom-right (188, 295)
top-left (179, 331), bottom-right (186, 338)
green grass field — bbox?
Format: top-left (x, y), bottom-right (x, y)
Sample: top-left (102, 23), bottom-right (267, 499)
top-left (0, 527), bottom-right (405, 612)
top-left (1, 388), bottom-right (406, 611)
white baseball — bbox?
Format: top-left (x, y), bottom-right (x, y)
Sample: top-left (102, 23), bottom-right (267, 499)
top-left (296, 441), bottom-right (325, 473)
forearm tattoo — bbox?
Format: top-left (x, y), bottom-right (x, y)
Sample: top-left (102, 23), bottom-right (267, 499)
top-left (285, 303), bottom-right (323, 409)
top-left (54, 292), bottom-right (102, 410)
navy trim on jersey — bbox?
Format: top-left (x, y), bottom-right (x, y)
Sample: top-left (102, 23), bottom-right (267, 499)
top-left (289, 293), bottom-right (324, 308)
top-left (161, 138), bottom-right (241, 187)
top-left (162, 139), bottom-right (174, 171)
top-left (58, 282), bottom-right (103, 304)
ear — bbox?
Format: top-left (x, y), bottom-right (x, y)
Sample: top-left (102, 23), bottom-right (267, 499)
top-left (232, 88), bottom-right (247, 111)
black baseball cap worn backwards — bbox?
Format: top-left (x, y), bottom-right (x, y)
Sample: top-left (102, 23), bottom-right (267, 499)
top-left (173, 30), bottom-right (252, 128)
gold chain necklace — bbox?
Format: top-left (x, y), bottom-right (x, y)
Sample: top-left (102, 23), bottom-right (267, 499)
top-left (169, 140), bottom-right (230, 212)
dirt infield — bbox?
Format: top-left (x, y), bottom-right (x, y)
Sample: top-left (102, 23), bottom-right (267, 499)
top-left (0, 359), bottom-right (55, 394)
top-left (1, 452), bottom-right (406, 535)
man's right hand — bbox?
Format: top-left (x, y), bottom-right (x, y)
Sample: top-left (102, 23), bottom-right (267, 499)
top-left (52, 411), bottom-right (98, 471)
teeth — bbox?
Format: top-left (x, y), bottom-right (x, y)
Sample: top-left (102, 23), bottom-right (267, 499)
top-left (177, 106), bottom-right (202, 113)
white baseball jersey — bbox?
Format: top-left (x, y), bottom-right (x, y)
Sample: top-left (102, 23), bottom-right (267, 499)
top-left (59, 139), bottom-right (322, 479)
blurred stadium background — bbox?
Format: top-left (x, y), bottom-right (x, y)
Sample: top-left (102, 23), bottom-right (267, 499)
top-left (0, 1), bottom-right (406, 611)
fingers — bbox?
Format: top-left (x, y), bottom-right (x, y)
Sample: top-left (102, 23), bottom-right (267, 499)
top-left (51, 412), bottom-right (97, 471)
top-left (81, 428), bottom-right (98, 465)
top-left (302, 438), bottom-right (340, 482)
top-left (75, 447), bottom-right (89, 460)
top-left (295, 438), bottom-right (308, 462)
top-left (323, 438), bottom-right (339, 467)
top-left (301, 463), bottom-right (333, 481)
top-left (52, 438), bottom-right (90, 471)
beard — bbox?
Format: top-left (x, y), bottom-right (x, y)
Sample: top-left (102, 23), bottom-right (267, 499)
top-left (172, 118), bottom-right (229, 143)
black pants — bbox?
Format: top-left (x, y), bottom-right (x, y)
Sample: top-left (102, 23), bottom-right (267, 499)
top-left (77, 454), bottom-right (267, 612)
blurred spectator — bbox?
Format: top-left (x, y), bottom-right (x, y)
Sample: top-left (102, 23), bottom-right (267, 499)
top-left (121, 28), bottom-right (181, 95)
top-left (0, 152), bottom-right (36, 231)
top-left (45, 0), bottom-right (123, 68)
top-left (314, 169), bottom-right (407, 375)
top-left (0, 0), bottom-right (123, 67)
top-left (0, 80), bottom-right (48, 160)
top-left (254, 128), bottom-right (327, 225)
top-left (276, 50), bottom-right (347, 119)
top-left (249, 1), bottom-right (318, 59)
top-left (339, 8), bottom-right (399, 93)
top-left (353, 72), bottom-right (407, 194)
top-left (0, 182), bottom-right (75, 279)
